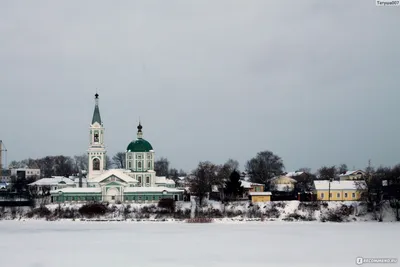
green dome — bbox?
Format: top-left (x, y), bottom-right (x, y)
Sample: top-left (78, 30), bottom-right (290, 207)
top-left (126, 139), bottom-right (153, 152)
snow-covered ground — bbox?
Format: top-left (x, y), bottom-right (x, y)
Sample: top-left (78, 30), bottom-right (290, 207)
top-left (0, 221), bottom-right (399, 267)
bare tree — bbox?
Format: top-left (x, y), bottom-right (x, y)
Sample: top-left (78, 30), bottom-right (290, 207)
top-left (297, 167), bottom-right (311, 173)
top-left (337, 164), bottom-right (348, 175)
top-left (168, 168), bottom-right (179, 183)
top-left (155, 157), bottom-right (169, 177)
top-left (245, 150), bottom-right (285, 186)
top-left (74, 154), bottom-right (88, 173)
top-left (189, 161), bottom-right (218, 206)
top-left (317, 166), bottom-right (337, 180)
top-left (225, 159), bottom-right (240, 172)
top-left (105, 155), bottom-right (112, 170)
top-left (53, 155), bottom-right (74, 177)
top-left (112, 152), bottom-right (126, 169)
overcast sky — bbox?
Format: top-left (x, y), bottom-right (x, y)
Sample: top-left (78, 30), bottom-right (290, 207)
top-left (0, 1), bottom-right (399, 172)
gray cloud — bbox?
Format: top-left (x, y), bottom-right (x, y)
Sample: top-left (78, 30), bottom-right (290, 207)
top-left (0, 0), bottom-right (399, 172)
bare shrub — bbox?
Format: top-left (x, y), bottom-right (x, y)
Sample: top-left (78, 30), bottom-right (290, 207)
top-left (186, 217), bottom-right (213, 223)
top-left (263, 206), bottom-right (280, 218)
top-left (247, 206), bottom-right (262, 218)
top-left (26, 205), bottom-right (52, 218)
top-left (298, 201), bottom-right (320, 212)
top-left (79, 203), bottom-right (107, 218)
top-left (158, 198), bottom-right (175, 213)
top-left (273, 202), bottom-right (286, 209)
top-left (225, 210), bottom-right (243, 217)
top-left (173, 209), bottom-right (191, 219)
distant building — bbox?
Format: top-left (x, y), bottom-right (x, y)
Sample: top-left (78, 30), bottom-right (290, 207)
top-left (1, 169), bottom-right (11, 183)
top-left (240, 180), bottom-right (264, 198)
top-left (270, 175), bottom-right (297, 192)
top-left (10, 168), bottom-right (41, 180)
top-left (29, 177), bottom-right (76, 195)
top-left (313, 180), bottom-right (367, 201)
top-left (50, 94), bottom-right (183, 203)
top-left (249, 192), bottom-right (272, 203)
top-left (338, 170), bottom-right (366, 181)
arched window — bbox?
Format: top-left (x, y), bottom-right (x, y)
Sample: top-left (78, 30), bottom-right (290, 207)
top-left (138, 161), bottom-right (142, 168)
top-left (146, 176), bottom-right (150, 184)
top-left (148, 162), bottom-right (151, 169)
top-left (138, 176), bottom-right (142, 184)
top-left (93, 158), bottom-right (100, 170)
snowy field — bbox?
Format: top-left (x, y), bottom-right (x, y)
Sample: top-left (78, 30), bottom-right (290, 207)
top-left (0, 221), bottom-right (399, 267)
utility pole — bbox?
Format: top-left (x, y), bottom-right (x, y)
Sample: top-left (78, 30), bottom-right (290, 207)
top-left (328, 178), bottom-right (331, 201)
top-left (0, 140), bottom-right (7, 175)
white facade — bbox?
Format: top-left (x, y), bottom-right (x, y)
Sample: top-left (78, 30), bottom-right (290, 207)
top-left (10, 168), bottom-right (41, 179)
top-left (87, 94), bottom-right (106, 180)
top-left (51, 94), bottom-right (184, 203)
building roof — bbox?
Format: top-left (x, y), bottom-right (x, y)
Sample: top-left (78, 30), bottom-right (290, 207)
top-left (339, 170), bottom-right (365, 177)
top-left (285, 171), bottom-right (304, 177)
top-left (240, 180), bottom-right (264, 189)
top-left (155, 176), bottom-right (175, 185)
top-left (313, 180), bottom-right (367, 190)
top-left (126, 138), bottom-right (153, 152)
top-left (92, 94), bottom-right (102, 124)
top-left (89, 169), bottom-right (138, 183)
top-left (124, 186), bottom-right (184, 193)
top-left (249, 192), bottom-right (272, 196)
top-left (29, 177), bottom-right (75, 186)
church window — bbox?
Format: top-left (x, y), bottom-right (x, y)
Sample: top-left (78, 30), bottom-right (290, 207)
top-left (94, 131), bottom-right (99, 142)
top-left (138, 162), bottom-right (142, 168)
top-left (93, 158), bottom-right (100, 170)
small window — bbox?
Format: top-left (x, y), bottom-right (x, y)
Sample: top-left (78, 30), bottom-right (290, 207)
top-left (148, 162), bottom-right (151, 168)
top-left (128, 161), bottom-right (132, 168)
top-left (111, 196), bottom-right (115, 200)
top-left (153, 195), bottom-right (156, 200)
top-left (138, 162), bottom-right (142, 168)
top-left (352, 192), bottom-right (356, 198)
top-left (337, 193), bottom-right (340, 198)
top-left (146, 177), bottom-right (150, 184)
top-left (321, 193), bottom-right (324, 199)
top-left (344, 193), bottom-right (348, 198)
top-left (138, 177), bottom-right (142, 183)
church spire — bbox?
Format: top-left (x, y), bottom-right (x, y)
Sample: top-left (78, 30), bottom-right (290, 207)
top-left (92, 93), bottom-right (102, 125)
top-left (137, 121), bottom-right (143, 139)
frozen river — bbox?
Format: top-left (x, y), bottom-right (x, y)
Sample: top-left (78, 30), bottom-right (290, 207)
top-left (0, 221), bottom-right (398, 267)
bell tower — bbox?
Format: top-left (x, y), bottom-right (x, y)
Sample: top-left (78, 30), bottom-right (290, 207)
top-left (88, 93), bottom-right (106, 180)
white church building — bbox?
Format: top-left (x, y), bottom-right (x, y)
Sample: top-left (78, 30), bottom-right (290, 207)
top-left (50, 94), bottom-right (183, 203)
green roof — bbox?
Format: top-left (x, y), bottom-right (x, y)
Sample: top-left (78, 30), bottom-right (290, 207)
top-left (127, 138), bottom-right (153, 152)
top-left (92, 105), bottom-right (102, 124)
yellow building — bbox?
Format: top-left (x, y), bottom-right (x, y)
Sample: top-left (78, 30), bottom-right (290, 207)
top-left (270, 176), bottom-right (297, 192)
top-left (313, 180), bottom-right (367, 201)
top-left (249, 192), bottom-right (272, 202)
